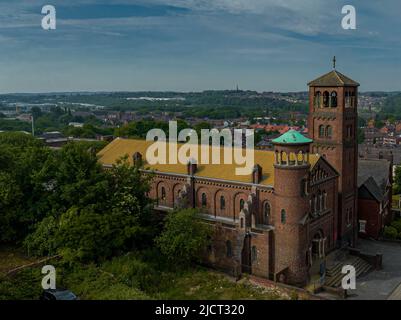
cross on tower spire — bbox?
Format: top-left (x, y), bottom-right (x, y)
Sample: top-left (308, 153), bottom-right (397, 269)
top-left (332, 56), bottom-right (336, 69)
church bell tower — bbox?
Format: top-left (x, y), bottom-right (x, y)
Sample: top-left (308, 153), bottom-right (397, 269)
top-left (307, 58), bottom-right (359, 247)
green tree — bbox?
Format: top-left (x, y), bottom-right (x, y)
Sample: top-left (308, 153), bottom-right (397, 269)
top-left (25, 155), bottom-right (154, 262)
top-left (156, 209), bottom-right (212, 266)
top-left (0, 133), bottom-right (51, 242)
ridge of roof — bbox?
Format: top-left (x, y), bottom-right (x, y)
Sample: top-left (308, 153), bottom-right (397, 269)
top-left (359, 176), bottom-right (384, 202)
top-left (97, 138), bottom-right (321, 186)
top-left (308, 70), bottom-right (360, 87)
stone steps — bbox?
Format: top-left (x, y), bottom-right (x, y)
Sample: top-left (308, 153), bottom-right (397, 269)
top-left (325, 256), bottom-right (372, 288)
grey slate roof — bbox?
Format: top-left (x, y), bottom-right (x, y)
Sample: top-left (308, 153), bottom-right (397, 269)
top-left (359, 176), bottom-right (384, 202)
top-left (358, 159), bottom-right (391, 201)
top-left (308, 70), bottom-right (360, 87)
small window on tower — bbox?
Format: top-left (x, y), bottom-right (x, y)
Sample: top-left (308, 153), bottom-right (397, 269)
top-left (326, 126), bottom-right (333, 139)
top-left (323, 91), bottom-right (330, 107)
top-left (315, 91), bottom-right (322, 108)
top-left (315, 91), bottom-right (321, 108)
top-left (319, 125), bottom-right (325, 138)
top-left (350, 92), bottom-right (356, 107)
top-left (345, 91), bottom-right (350, 107)
top-left (330, 92), bottom-right (337, 107)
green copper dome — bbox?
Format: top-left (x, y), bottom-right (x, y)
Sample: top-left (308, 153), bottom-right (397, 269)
top-left (272, 130), bottom-right (313, 145)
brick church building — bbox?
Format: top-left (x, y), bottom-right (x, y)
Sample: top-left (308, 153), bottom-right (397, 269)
top-left (98, 68), bottom-right (360, 286)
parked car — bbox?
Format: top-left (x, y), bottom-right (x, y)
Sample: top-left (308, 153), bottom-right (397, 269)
top-left (40, 289), bottom-right (77, 300)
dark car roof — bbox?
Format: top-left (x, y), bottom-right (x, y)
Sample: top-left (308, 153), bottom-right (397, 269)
top-left (45, 289), bottom-right (77, 300)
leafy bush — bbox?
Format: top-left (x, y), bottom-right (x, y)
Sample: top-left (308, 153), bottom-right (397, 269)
top-left (24, 216), bottom-right (58, 256)
top-left (390, 220), bottom-right (401, 233)
top-left (101, 252), bottom-right (172, 294)
top-left (156, 209), bottom-right (212, 266)
top-left (384, 226), bottom-right (398, 239)
top-left (60, 263), bottom-right (150, 300)
top-left (0, 269), bottom-right (42, 300)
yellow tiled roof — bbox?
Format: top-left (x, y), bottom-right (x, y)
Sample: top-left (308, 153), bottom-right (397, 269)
top-left (98, 138), bottom-right (320, 186)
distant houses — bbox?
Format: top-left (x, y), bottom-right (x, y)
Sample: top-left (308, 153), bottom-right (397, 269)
top-left (363, 120), bottom-right (401, 147)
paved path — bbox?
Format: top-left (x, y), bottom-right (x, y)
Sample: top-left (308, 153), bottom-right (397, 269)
top-left (348, 239), bottom-right (401, 300)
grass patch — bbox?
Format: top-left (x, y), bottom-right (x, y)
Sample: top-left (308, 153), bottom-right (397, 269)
top-left (0, 245), bottom-right (35, 274)
top-left (0, 268), bottom-right (43, 300)
top-left (0, 248), bottom-right (290, 300)
top-left (154, 270), bottom-right (285, 300)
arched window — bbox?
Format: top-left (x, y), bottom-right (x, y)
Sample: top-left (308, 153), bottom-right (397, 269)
top-left (201, 193), bottom-right (207, 207)
top-left (226, 240), bottom-right (232, 257)
top-left (264, 202), bottom-right (271, 225)
top-left (313, 195), bottom-right (317, 213)
top-left (319, 192), bottom-right (324, 211)
top-left (323, 192), bottom-right (327, 210)
top-left (281, 209), bottom-right (286, 224)
top-left (220, 195), bottom-right (226, 210)
top-left (330, 92), bottom-right (337, 107)
top-left (323, 91), bottom-right (330, 107)
top-left (240, 218), bottom-right (244, 228)
top-left (315, 91), bottom-right (321, 107)
top-left (280, 151), bottom-right (287, 165)
top-left (252, 246), bottom-right (257, 262)
top-left (240, 199), bottom-right (245, 211)
top-left (326, 126), bottom-right (333, 138)
top-left (350, 91), bottom-right (356, 107)
top-left (161, 187), bottom-right (166, 200)
top-left (319, 125), bottom-right (325, 138)
top-left (345, 91), bottom-right (350, 107)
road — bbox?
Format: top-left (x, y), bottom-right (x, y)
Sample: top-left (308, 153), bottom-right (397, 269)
top-left (348, 239), bottom-right (401, 300)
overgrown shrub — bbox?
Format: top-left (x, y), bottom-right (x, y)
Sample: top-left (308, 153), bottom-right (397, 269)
top-left (390, 220), bottom-right (401, 233)
top-left (156, 209), bottom-right (212, 266)
top-left (384, 226), bottom-right (398, 239)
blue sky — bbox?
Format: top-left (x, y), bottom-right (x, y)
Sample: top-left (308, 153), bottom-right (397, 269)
top-left (0, 0), bottom-right (400, 93)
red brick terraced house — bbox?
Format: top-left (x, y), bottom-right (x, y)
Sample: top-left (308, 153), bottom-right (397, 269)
top-left (357, 158), bottom-right (393, 239)
top-left (98, 69), bottom-right (360, 286)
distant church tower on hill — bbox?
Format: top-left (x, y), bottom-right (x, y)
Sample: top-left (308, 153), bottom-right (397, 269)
top-left (307, 58), bottom-right (360, 247)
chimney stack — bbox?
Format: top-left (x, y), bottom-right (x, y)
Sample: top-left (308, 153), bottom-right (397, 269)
top-left (252, 164), bottom-right (263, 184)
top-left (133, 152), bottom-right (143, 167)
top-left (187, 158), bottom-right (197, 176)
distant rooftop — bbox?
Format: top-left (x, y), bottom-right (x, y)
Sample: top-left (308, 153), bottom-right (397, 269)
top-left (308, 70), bottom-right (360, 87)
